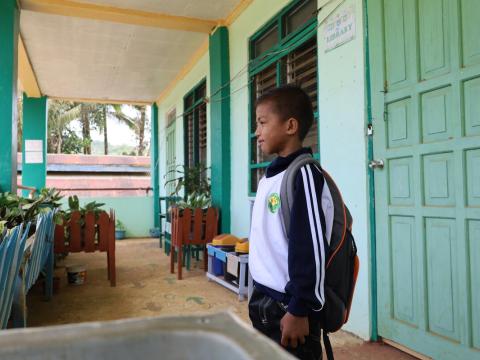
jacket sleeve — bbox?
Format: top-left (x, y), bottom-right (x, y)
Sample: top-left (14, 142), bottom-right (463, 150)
top-left (285, 163), bottom-right (327, 316)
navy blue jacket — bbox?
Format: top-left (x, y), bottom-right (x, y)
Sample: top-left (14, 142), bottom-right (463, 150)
top-left (254, 147), bottom-right (328, 317)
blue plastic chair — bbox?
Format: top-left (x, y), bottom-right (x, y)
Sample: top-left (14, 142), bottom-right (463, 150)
top-left (12, 211), bottom-right (56, 328)
top-left (0, 223), bottom-right (30, 329)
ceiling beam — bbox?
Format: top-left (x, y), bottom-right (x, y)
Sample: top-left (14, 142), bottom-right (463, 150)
top-left (222, 0), bottom-right (253, 26)
top-left (21, 0), bottom-right (218, 33)
top-left (48, 96), bottom-right (152, 106)
top-left (18, 35), bottom-right (41, 98)
top-left (156, 0), bottom-right (254, 106)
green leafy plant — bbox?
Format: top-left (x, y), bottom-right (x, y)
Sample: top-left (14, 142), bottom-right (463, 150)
top-left (164, 163), bottom-right (211, 209)
top-left (115, 219), bottom-right (126, 231)
top-left (0, 188), bottom-right (63, 231)
top-left (57, 195), bottom-right (105, 225)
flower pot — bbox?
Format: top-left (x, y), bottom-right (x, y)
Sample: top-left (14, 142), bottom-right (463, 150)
top-left (149, 227), bottom-right (161, 238)
top-left (115, 229), bottom-right (126, 240)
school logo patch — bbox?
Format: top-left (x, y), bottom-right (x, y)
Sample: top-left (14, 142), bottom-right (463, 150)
top-left (267, 193), bottom-right (281, 214)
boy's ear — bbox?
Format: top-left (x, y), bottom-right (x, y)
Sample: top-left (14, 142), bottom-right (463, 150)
top-left (285, 117), bottom-right (299, 135)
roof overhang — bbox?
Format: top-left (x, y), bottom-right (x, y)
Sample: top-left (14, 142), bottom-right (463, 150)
top-left (17, 0), bottom-right (252, 105)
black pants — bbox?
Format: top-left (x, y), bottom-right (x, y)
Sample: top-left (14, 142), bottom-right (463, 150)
top-left (248, 288), bottom-right (322, 360)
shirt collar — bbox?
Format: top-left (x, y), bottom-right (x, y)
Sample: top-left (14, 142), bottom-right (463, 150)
top-left (265, 147), bottom-right (312, 178)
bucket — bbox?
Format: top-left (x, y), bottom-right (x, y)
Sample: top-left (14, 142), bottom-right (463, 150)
top-left (67, 265), bottom-right (87, 285)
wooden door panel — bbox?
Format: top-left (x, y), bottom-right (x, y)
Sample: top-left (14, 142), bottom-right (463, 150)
top-left (419, 0), bottom-right (451, 79)
top-left (369, 0), bottom-right (480, 357)
top-left (468, 220), bottom-right (480, 349)
top-left (391, 216), bottom-right (417, 326)
top-left (421, 87), bottom-right (454, 143)
top-left (461, 0), bottom-right (480, 67)
top-left (425, 218), bottom-right (459, 341)
top-left (387, 98), bottom-right (414, 148)
top-left (464, 77), bottom-right (480, 136)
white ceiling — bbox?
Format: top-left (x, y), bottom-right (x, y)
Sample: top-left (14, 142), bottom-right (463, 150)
top-left (19, 0), bottom-right (242, 103)
top-left (75, 0), bottom-right (240, 20)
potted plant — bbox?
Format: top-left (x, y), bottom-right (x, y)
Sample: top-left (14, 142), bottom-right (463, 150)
top-left (115, 219), bottom-right (126, 240)
top-left (163, 163), bottom-right (217, 265)
top-left (164, 163), bottom-right (211, 210)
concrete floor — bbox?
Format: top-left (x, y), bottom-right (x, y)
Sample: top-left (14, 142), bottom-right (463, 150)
top-left (27, 238), bottom-right (416, 360)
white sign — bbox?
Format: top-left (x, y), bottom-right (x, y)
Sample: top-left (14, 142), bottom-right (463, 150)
top-left (324, 6), bottom-right (356, 52)
top-left (25, 151), bottom-right (43, 164)
top-left (25, 139), bottom-right (43, 152)
top-left (25, 139), bottom-right (44, 164)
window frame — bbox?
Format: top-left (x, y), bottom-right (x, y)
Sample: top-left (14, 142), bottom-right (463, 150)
top-left (183, 78), bottom-right (207, 169)
top-left (248, 0), bottom-right (319, 196)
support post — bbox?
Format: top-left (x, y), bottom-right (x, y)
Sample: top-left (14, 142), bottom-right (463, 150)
top-left (22, 95), bottom-right (48, 196)
top-left (151, 103), bottom-right (160, 228)
top-left (0, 0), bottom-right (20, 193)
top-left (209, 26), bottom-right (231, 233)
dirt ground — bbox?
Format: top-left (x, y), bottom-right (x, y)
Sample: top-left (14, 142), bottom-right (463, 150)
top-left (27, 238), bottom-right (416, 360)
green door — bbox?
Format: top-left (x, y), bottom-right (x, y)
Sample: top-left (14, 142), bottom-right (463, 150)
top-left (164, 120), bottom-right (176, 238)
top-left (368, 0), bottom-right (480, 358)
top-left (166, 121), bottom-right (176, 195)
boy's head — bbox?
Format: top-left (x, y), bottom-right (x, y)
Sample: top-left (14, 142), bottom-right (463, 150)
top-left (255, 85), bottom-right (314, 156)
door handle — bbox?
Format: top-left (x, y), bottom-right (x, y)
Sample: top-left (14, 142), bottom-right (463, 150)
top-left (368, 159), bottom-right (385, 169)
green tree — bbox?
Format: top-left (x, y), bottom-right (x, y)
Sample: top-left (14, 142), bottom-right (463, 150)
top-left (111, 105), bottom-right (149, 156)
top-left (47, 100), bottom-right (82, 154)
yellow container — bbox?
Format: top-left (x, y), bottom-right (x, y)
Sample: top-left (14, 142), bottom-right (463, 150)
top-left (235, 239), bottom-right (249, 253)
top-left (211, 234), bottom-right (239, 247)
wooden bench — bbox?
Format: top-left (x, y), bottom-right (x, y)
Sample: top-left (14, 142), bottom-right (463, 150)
top-left (54, 210), bottom-right (116, 286)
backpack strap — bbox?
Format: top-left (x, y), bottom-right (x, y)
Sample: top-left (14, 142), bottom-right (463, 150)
top-left (322, 331), bottom-right (335, 360)
top-left (280, 153), bottom-right (321, 237)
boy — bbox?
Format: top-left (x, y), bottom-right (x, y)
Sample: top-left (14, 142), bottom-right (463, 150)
top-left (249, 85), bottom-right (332, 360)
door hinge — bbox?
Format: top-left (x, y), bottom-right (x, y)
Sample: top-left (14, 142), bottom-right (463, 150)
top-left (367, 123), bottom-right (374, 136)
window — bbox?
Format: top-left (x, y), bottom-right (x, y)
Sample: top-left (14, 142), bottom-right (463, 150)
top-left (249, 0), bottom-right (318, 194)
top-left (183, 80), bottom-right (207, 169)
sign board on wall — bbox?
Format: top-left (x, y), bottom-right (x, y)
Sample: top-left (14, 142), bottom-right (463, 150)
top-left (25, 139), bottom-right (44, 164)
top-left (324, 6), bottom-right (356, 52)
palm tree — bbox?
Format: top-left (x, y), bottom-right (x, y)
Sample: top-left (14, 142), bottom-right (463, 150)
top-left (89, 104), bottom-right (109, 155)
top-left (48, 100), bottom-right (81, 153)
top-left (111, 105), bottom-right (149, 156)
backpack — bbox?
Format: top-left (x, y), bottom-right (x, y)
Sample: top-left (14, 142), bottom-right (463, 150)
top-left (280, 153), bottom-right (360, 360)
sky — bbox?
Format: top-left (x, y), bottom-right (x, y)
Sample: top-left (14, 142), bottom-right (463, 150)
top-left (70, 105), bottom-right (151, 146)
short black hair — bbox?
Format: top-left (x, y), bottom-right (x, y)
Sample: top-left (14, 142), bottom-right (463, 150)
top-left (255, 85), bottom-right (314, 140)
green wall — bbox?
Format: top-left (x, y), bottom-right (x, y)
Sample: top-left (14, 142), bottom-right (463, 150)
top-left (154, 0), bottom-right (371, 340)
top-left (317, 0), bottom-right (370, 339)
top-left (60, 196), bottom-right (154, 238)
top-left (228, 0), bottom-right (291, 237)
top-left (157, 53), bottom-right (210, 198)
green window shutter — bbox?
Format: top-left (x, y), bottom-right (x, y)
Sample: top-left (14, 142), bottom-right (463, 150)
top-left (248, 0), bottom-right (319, 195)
top-left (183, 79), bottom-right (207, 170)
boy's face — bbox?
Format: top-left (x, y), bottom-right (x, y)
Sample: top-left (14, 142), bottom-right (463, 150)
top-left (255, 102), bottom-right (290, 156)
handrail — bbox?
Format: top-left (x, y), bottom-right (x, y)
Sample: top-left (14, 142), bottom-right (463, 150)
top-left (57, 187), bottom-right (153, 195)
top-left (17, 185), bottom-right (37, 198)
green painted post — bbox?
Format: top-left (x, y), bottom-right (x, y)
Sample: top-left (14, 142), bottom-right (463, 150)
top-left (209, 26), bottom-right (231, 233)
top-left (0, 0), bottom-right (20, 193)
top-left (22, 95), bottom-right (48, 197)
top-left (151, 103), bottom-right (160, 228)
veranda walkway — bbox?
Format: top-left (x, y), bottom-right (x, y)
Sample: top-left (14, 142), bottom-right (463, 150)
top-left (27, 239), bottom-right (415, 360)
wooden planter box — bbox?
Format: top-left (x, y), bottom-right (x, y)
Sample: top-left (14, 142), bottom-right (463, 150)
top-left (170, 207), bottom-right (219, 280)
top-left (54, 210), bottom-right (116, 286)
